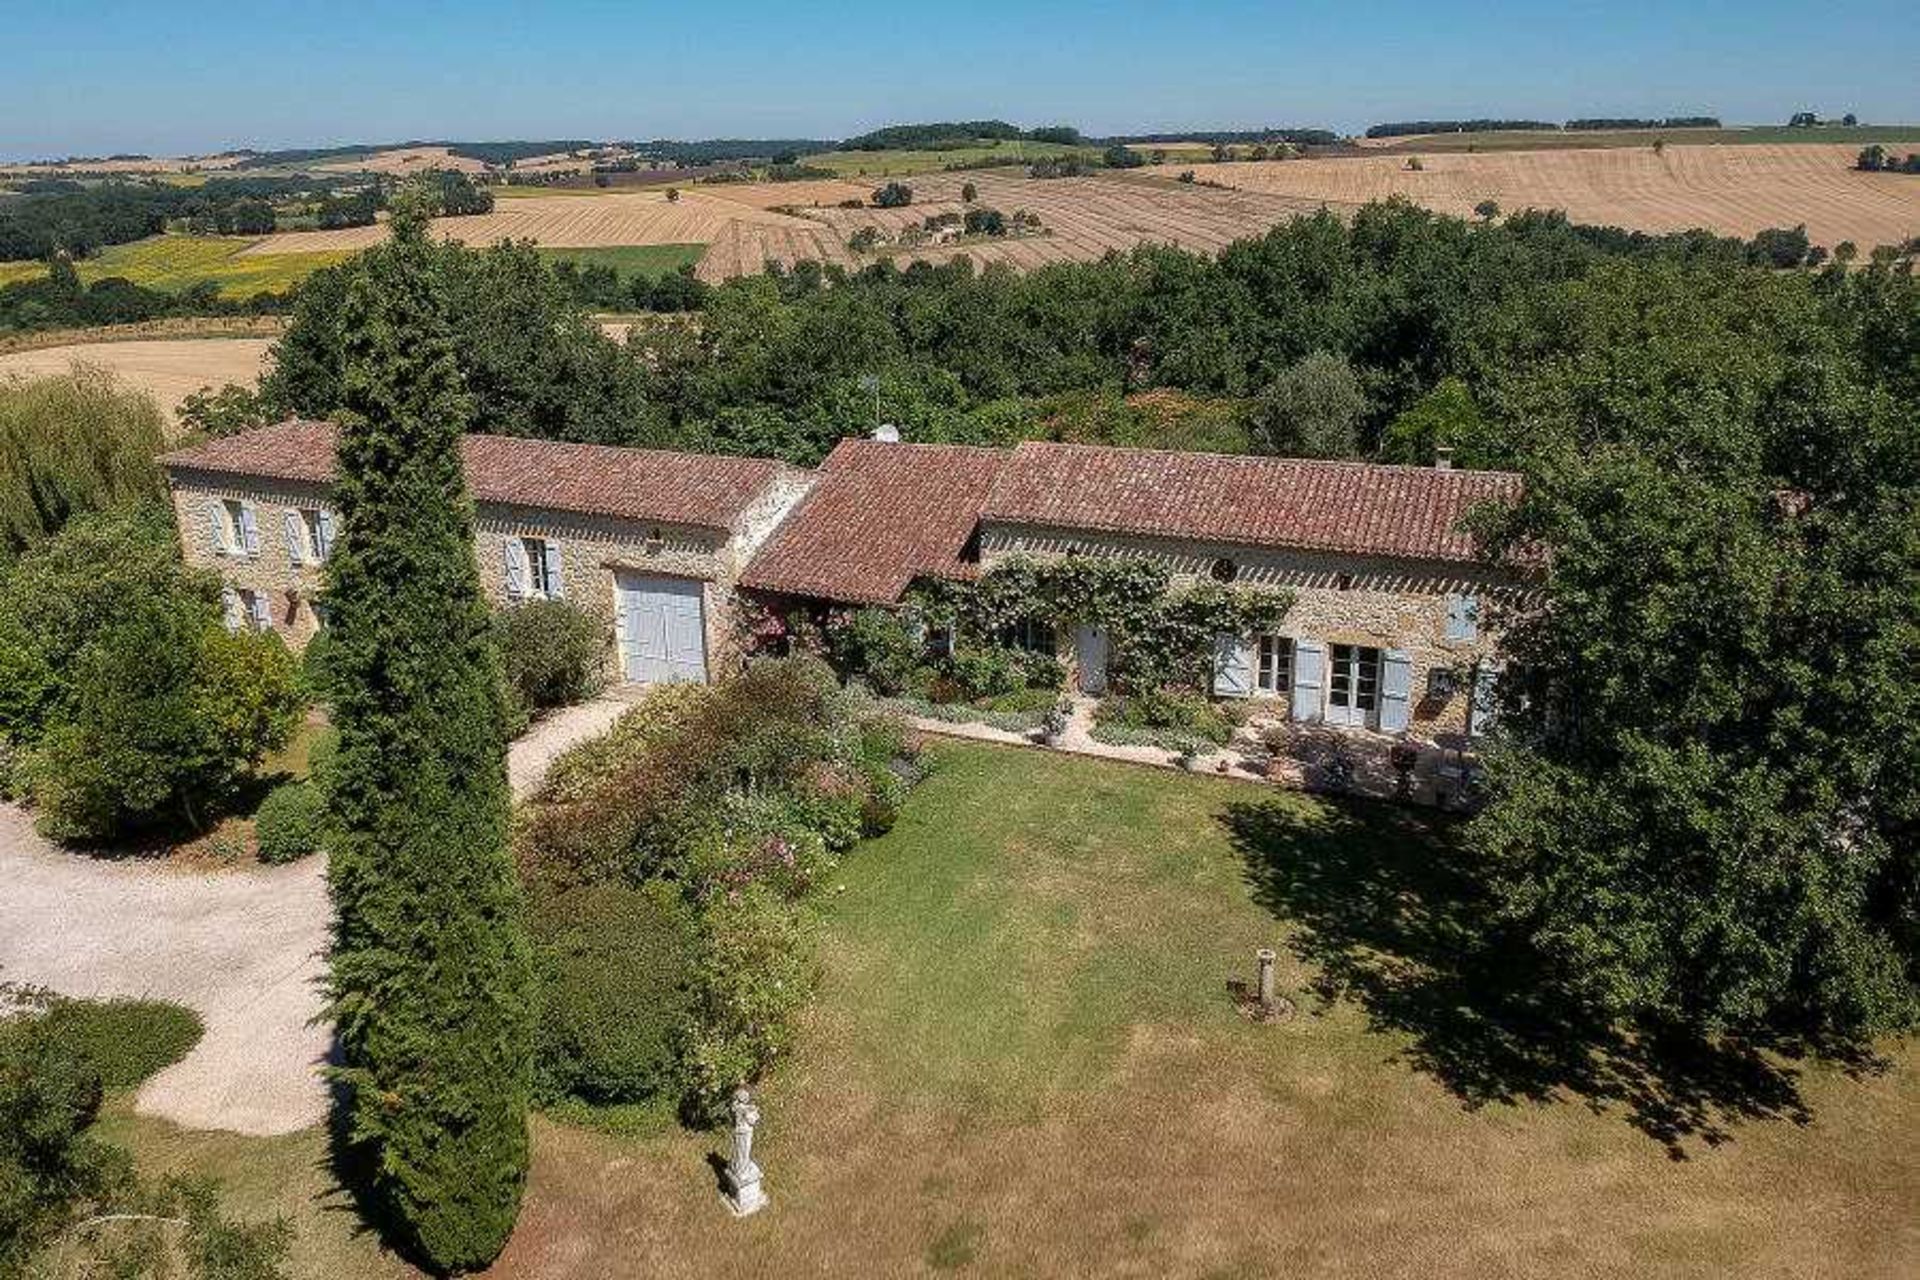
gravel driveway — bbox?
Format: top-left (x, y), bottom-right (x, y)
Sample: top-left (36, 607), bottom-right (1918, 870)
top-left (0, 697), bottom-right (630, 1136)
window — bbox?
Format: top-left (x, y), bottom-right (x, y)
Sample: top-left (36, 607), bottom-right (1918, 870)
top-left (225, 587), bottom-right (271, 633)
top-left (1327, 644), bottom-right (1382, 728)
top-left (304, 509), bottom-right (334, 563)
top-left (1256, 634), bottom-right (1293, 695)
top-left (506, 536), bottom-right (565, 601)
top-left (1002, 617), bottom-right (1053, 654)
top-left (1444, 593), bottom-right (1479, 642)
top-left (215, 499), bottom-right (258, 557)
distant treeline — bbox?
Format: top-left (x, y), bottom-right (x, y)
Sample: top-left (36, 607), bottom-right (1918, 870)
top-left (626, 139), bottom-right (839, 165)
top-left (1566, 117), bottom-right (1721, 131)
top-left (232, 139), bottom-right (593, 169)
top-left (1112, 128), bottom-right (1340, 147)
top-left (0, 257), bottom-right (293, 333)
top-left (0, 175), bottom-right (363, 261)
top-left (1367, 116), bottom-right (1720, 138)
top-left (840, 121), bottom-right (1084, 151)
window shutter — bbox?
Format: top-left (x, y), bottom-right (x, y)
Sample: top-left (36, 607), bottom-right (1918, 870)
top-left (541, 539), bottom-right (565, 599)
top-left (1290, 639), bottom-right (1325, 723)
top-left (1470, 661), bottom-right (1503, 737)
top-left (221, 587), bottom-right (242, 632)
top-left (239, 502), bottom-right (261, 555)
top-left (1211, 632), bottom-right (1254, 698)
top-left (1445, 593), bottom-right (1479, 642)
top-left (248, 591), bottom-right (272, 632)
top-left (316, 510), bottom-right (336, 561)
top-left (282, 510), bottom-right (305, 565)
top-left (205, 501), bottom-right (227, 555)
top-left (503, 539), bottom-right (528, 600)
top-left (1379, 649), bottom-right (1414, 734)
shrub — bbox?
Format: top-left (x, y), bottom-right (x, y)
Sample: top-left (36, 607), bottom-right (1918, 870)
top-left (26, 995), bottom-right (203, 1090)
top-left (255, 781), bottom-right (324, 864)
top-left (0, 1007), bottom-right (115, 1272)
top-left (0, 369), bottom-right (165, 558)
top-left (678, 883), bottom-right (815, 1124)
top-left (945, 647), bottom-right (1023, 700)
top-left (871, 181), bottom-right (913, 208)
top-left (825, 606), bottom-right (921, 696)
top-left (495, 597), bottom-right (604, 720)
top-left (530, 882), bottom-right (696, 1107)
top-left (1092, 688), bottom-right (1234, 753)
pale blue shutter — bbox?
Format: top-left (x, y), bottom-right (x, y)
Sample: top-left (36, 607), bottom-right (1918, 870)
top-left (316, 509), bottom-right (336, 561)
top-left (1445, 593), bottom-right (1479, 642)
top-left (503, 539), bottom-right (527, 599)
top-left (205, 501), bottom-right (226, 555)
top-left (1211, 632), bottom-right (1255, 697)
top-left (239, 502), bottom-right (260, 555)
top-left (541, 539), bottom-right (565, 599)
top-left (1379, 649), bottom-right (1413, 733)
top-left (282, 510), bottom-right (305, 566)
top-left (248, 590), bottom-right (272, 632)
top-left (221, 586), bottom-right (242, 632)
top-left (1470, 661), bottom-right (1502, 737)
top-left (1291, 640), bottom-right (1325, 722)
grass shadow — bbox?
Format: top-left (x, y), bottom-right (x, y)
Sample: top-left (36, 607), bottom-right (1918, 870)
top-left (1221, 795), bottom-right (1873, 1157)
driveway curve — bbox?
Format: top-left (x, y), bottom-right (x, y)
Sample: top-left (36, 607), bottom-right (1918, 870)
top-left (0, 696), bottom-right (630, 1136)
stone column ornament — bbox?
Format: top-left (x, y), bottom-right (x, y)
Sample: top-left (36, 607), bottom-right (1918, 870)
top-left (723, 1087), bottom-right (768, 1217)
top-left (1257, 948), bottom-right (1278, 1012)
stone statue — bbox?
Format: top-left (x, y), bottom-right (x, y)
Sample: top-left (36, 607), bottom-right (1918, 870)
top-left (723, 1087), bottom-right (768, 1216)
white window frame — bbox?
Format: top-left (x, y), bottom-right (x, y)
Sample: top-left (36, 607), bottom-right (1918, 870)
top-left (299, 508), bottom-right (328, 563)
top-left (236, 587), bottom-right (270, 633)
top-left (524, 537), bottom-right (555, 599)
top-left (1255, 634), bottom-right (1293, 696)
top-left (219, 499), bottom-right (246, 555)
top-left (1326, 643), bottom-right (1383, 729)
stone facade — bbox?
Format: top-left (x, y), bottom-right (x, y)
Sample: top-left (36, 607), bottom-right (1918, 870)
top-left (978, 521), bottom-right (1517, 745)
top-left (167, 468), bottom-right (812, 687)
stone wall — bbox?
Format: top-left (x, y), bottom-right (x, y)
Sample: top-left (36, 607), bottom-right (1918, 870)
top-left (978, 521), bottom-right (1521, 744)
top-left (168, 466), bottom-right (814, 686)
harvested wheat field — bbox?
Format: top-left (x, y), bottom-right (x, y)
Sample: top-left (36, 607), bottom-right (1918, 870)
top-left (318, 145), bottom-right (489, 176)
top-left (1151, 142), bottom-right (1920, 248)
top-left (0, 338), bottom-right (271, 429)
top-left (697, 178), bottom-right (875, 209)
top-left (242, 189), bottom-right (840, 276)
top-left (802, 171), bottom-right (1347, 272)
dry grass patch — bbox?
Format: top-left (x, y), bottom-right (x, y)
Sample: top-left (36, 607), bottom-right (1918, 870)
top-left (0, 337), bottom-right (271, 428)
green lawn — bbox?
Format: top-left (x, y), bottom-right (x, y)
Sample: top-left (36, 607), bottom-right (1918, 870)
top-left (103, 740), bottom-right (1920, 1277)
top-left (0, 235), bottom-right (350, 297)
top-left (534, 243), bottom-right (706, 279)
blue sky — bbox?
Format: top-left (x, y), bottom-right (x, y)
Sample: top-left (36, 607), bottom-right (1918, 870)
top-left (8, 1), bottom-right (1916, 159)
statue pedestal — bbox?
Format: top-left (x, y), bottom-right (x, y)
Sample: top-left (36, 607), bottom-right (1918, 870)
top-left (724, 1161), bottom-right (768, 1217)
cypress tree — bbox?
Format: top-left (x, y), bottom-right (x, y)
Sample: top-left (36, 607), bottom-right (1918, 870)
top-left (321, 193), bottom-right (533, 1273)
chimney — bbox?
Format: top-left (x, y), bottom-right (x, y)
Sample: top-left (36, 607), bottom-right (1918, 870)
top-left (1434, 445), bottom-right (1454, 471)
top-left (871, 424), bottom-right (901, 443)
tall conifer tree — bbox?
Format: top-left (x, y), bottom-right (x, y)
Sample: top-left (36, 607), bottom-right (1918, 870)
top-left (321, 192), bottom-right (533, 1273)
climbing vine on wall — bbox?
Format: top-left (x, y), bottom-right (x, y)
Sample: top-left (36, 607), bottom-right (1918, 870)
top-left (908, 555), bottom-right (1293, 693)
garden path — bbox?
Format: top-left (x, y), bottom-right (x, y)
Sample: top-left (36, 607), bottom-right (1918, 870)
top-left (0, 695), bottom-right (631, 1136)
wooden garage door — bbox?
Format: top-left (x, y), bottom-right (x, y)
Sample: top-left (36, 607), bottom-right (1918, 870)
top-left (614, 572), bottom-right (708, 685)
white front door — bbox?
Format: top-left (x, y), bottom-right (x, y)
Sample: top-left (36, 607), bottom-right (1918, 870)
top-left (1326, 643), bottom-right (1382, 729)
top-left (614, 572), bottom-right (708, 684)
top-left (1074, 624), bottom-right (1109, 695)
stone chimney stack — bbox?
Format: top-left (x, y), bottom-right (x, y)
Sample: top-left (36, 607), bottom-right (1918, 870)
top-left (1434, 445), bottom-right (1454, 471)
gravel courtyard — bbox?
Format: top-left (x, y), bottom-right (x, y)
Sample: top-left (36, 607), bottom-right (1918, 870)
top-left (0, 697), bottom-right (630, 1136)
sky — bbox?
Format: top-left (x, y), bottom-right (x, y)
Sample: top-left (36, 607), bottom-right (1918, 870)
top-left (7, 1), bottom-right (1917, 159)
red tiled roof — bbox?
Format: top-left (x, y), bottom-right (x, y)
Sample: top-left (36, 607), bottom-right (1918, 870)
top-left (982, 442), bottom-right (1518, 565)
top-left (740, 439), bottom-right (1008, 605)
top-left (160, 419), bottom-right (785, 533)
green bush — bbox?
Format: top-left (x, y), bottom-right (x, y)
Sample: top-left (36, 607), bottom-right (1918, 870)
top-left (0, 513), bottom-right (305, 843)
top-left (1092, 689), bottom-right (1234, 753)
top-left (495, 597), bottom-right (605, 721)
top-left (678, 883), bottom-right (815, 1124)
top-left (254, 781), bottom-right (324, 864)
top-left (0, 1006), bottom-right (116, 1272)
top-left (531, 882), bottom-right (696, 1107)
top-left (28, 995), bottom-right (204, 1090)
top-left (826, 606), bottom-right (921, 696)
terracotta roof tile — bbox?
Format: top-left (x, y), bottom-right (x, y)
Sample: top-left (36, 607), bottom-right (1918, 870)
top-left (160, 419), bottom-right (784, 532)
top-left (740, 439), bottom-right (1008, 605)
top-left (983, 442), bottom-right (1518, 565)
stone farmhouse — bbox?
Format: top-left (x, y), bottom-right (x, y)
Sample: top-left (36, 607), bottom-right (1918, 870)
top-left (160, 421), bottom-right (1521, 762)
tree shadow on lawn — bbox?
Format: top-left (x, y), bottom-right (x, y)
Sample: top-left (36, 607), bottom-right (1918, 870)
top-left (1222, 795), bottom-right (1880, 1158)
